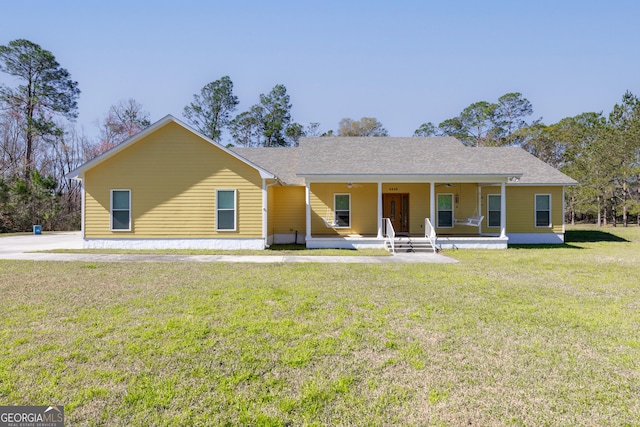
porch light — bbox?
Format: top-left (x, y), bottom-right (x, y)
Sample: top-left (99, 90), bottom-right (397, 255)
top-left (347, 183), bottom-right (353, 188)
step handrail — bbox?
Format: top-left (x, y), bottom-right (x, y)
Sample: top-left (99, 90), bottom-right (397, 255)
top-left (383, 218), bottom-right (395, 254)
top-left (424, 218), bottom-right (437, 253)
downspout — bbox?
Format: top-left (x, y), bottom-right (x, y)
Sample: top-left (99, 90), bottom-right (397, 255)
top-left (81, 177), bottom-right (85, 239)
top-left (500, 182), bottom-right (507, 238)
top-left (305, 182), bottom-right (311, 244)
top-left (430, 182), bottom-right (435, 226)
top-left (377, 181), bottom-right (383, 238)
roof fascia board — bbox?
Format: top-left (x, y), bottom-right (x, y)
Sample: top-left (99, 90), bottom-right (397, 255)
top-left (299, 174), bottom-right (521, 184)
top-left (507, 182), bottom-right (578, 187)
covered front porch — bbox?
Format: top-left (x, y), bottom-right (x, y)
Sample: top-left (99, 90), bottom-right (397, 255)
top-left (306, 230), bottom-right (509, 252)
top-left (306, 234), bottom-right (509, 251)
top-left (303, 178), bottom-right (512, 251)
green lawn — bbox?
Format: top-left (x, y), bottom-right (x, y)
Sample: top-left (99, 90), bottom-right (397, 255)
top-left (1, 226), bottom-right (639, 426)
top-left (41, 244), bottom-right (391, 257)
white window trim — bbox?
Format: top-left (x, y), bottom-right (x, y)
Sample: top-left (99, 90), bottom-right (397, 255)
top-left (487, 194), bottom-right (501, 228)
top-left (535, 194), bottom-right (552, 228)
top-left (334, 193), bottom-right (351, 228)
top-left (216, 189), bottom-right (237, 231)
top-left (437, 193), bottom-right (454, 228)
top-left (110, 189), bottom-right (131, 231)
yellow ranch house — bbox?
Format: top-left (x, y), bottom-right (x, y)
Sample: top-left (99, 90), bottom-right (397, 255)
top-left (66, 115), bottom-right (577, 252)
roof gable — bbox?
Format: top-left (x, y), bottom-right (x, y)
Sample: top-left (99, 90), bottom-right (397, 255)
top-left (68, 120), bottom-right (575, 186)
top-left (66, 115), bottom-right (275, 180)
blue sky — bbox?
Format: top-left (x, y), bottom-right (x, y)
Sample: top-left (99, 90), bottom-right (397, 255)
top-left (2, 0), bottom-right (639, 141)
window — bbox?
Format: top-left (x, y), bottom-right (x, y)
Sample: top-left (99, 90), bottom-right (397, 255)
top-left (334, 194), bottom-right (351, 228)
top-left (535, 194), bottom-right (551, 227)
top-left (437, 194), bottom-right (453, 228)
top-left (111, 189), bottom-right (131, 231)
top-left (217, 189), bottom-right (236, 231)
top-left (487, 194), bottom-right (501, 228)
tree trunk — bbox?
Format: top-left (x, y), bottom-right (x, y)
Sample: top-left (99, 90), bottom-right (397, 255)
top-left (25, 131), bottom-right (33, 180)
top-left (24, 83), bottom-right (35, 181)
top-left (622, 181), bottom-right (628, 227)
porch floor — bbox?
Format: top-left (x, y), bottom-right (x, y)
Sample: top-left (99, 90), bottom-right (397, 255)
top-left (307, 234), bottom-right (508, 250)
top-left (310, 233), bottom-right (498, 238)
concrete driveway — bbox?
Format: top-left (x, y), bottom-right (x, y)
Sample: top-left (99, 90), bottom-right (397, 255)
top-left (0, 232), bottom-right (457, 264)
top-left (0, 232), bottom-right (83, 256)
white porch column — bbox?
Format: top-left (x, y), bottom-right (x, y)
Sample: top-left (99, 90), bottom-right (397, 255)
top-left (500, 182), bottom-right (507, 238)
top-left (562, 186), bottom-right (566, 235)
top-left (478, 185), bottom-right (483, 235)
top-left (305, 182), bottom-right (311, 241)
top-left (430, 181), bottom-right (436, 226)
top-left (377, 181), bottom-right (383, 238)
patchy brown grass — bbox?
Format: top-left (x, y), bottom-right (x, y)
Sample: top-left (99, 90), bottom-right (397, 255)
top-left (1, 226), bottom-right (639, 425)
top-left (40, 244), bottom-right (391, 257)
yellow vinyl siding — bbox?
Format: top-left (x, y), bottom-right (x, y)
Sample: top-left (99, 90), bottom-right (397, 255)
top-left (482, 186), bottom-right (564, 233)
top-left (270, 186), bottom-right (306, 237)
top-left (435, 183), bottom-right (481, 234)
top-left (309, 182), bottom-right (430, 236)
top-left (84, 122), bottom-right (263, 238)
top-left (309, 183), bottom-right (378, 235)
top-left (506, 186), bottom-right (564, 233)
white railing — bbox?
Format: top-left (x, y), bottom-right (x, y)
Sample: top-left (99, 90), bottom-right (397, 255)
top-left (424, 218), bottom-right (437, 253)
top-left (383, 218), bottom-right (395, 253)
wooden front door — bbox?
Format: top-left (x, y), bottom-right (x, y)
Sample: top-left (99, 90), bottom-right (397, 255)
top-left (383, 193), bottom-right (409, 233)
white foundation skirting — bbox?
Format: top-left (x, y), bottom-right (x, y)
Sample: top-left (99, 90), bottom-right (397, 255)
top-left (84, 238), bottom-right (266, 250)
top-left (436, 237), bottom-right (509, 250)
top-left (306, 237), bottom-right (386, 250)
top-left (506, 233), bottom-right (565, 244)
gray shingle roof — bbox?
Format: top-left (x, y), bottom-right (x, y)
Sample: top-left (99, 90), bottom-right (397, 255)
top-left (481, 147), bottom-right (578, 185)
top-left (230, 147), bottom-right (303, 185)
top-left (231, 137), bottom-right (577, 186)
top-left (297, 137), bottom-right (576, 185)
